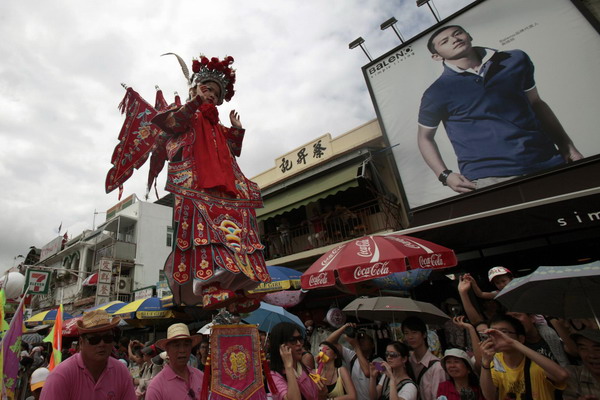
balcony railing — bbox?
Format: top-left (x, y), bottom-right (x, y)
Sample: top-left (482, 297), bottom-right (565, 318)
top-left (94, 241), bottom-right (136, 262)
top-left (264, 201), bottom-right (399, 260)
top-left (116, 294), bottom-right (131, 303)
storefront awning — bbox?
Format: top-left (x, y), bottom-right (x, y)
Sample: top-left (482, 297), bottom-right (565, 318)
top-left (257, 163), bottom-right (362, 220)
top-left (82, 273), bottom-right (98, 286)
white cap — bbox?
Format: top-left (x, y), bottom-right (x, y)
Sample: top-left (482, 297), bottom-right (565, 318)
top-left (30, 367), bottom-right (50, 391)
top-left (488, 266), bottom-right (512, 282)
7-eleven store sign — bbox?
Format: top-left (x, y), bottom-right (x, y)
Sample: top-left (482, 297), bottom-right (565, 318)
top-left (25, 269), bottom-right (52, 295)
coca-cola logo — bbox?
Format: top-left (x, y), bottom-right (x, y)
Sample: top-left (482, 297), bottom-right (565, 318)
top-left (320, 245), bottom-right (344, 268)
top-left (308, 272), bottom-right (329, 287)
top-left (353, 261), bottom-right (390, 280)
top-left (355, 239), bottom-right (372, 258)
top-left (418, 254), bottom-right (444, 269)
top-left (388, 237), bottom-right (422, 250)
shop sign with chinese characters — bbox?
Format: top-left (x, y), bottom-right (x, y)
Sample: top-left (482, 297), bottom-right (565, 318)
top-left (276, 134), bottom-right (333, 177)
top-left (96, 258), bottom-right (113, 305)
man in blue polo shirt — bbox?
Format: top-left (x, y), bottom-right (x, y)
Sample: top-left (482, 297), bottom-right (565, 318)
top-left (417, 25), bottom-right (583, 193)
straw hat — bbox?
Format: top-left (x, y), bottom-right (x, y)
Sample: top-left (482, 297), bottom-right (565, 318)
top-left (30, 367), bottom-right (50, 391)
top-left (156, 323), bottom-right (202, 350)
top-left (76, 309), bottom-right (121, 334)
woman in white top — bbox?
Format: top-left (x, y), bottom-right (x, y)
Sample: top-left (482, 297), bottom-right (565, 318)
top-left (369, 342), bottom-right (418, 400)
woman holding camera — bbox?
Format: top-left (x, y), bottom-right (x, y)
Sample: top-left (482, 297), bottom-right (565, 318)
top-left (369, 342), bottom-right (418, 400)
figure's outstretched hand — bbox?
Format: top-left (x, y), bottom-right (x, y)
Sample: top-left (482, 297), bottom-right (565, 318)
top-left (230, 110), bottom-right (242, 128)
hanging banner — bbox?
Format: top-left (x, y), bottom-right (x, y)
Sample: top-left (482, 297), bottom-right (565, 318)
top-left (24, 269), bottom-right (52, 295)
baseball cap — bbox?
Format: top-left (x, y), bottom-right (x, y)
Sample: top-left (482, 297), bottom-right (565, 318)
top-left (30, 367), bottom-right (50, 391)
top-left (488, 266), bottom-right (512, 282)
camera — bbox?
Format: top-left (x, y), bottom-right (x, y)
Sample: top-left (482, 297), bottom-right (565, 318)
top-left (344, 326), bottom-right (356, 338)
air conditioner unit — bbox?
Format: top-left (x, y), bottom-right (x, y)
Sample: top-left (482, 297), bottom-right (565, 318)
top-left (117, 277), bottom-right (132, 294)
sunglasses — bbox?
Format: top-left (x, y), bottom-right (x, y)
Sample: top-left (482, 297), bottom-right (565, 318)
top-left (188, 389), bottom-right (196, 399)
top-left (385, 351), bottom-right (401, 359)
top-left (286, 335), bottom-right (304, 344)
top-left (84, 333), bottom-right (115, 345)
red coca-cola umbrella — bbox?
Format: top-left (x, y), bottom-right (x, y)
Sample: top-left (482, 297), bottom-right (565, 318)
top-left (62, 316), bottom-right (83, 337)
top-left (300, 234), bottom-right (457, 290)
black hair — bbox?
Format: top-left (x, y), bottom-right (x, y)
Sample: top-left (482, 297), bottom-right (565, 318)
top-left (490, 314), bottom-right (526, 337)
top-left (358, 330), bottom-right (375, 344)
top-left (387, 341), bottom-right (416, 381)
top-left (402, 316), bottom-right (428, 347)
top-left (132, 344), bottom-right (143, 358)
top-left (427, 25), bottom-right (467, 54)
top-left (119, 337), bottom-right (130, 348)
top-left (268, 322), bottom-right (303, 374)
top-left (319, 341), bottom-right (343, 368)
top-left (142, 345), bottom-right (157, 357)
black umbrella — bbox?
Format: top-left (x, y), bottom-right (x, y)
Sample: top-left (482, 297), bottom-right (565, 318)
top-left (495, 261), bottom-right (600, 326)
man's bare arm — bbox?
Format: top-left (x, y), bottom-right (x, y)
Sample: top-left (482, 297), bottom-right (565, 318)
top-left (417, 125), bottom-right (476, 193)
top-left (526, 87), bottom-right (583, 162)
top-left (458, 274), bottom-right (484, 325)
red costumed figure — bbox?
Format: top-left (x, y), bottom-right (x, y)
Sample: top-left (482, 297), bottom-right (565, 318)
top-left (106, 53), bottom-right (270, 311)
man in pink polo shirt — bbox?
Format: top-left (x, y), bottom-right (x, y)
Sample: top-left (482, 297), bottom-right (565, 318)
top-left (145, 323), bottom-right (204, 400)
top-left (40, 309), bottom-right (136, 400)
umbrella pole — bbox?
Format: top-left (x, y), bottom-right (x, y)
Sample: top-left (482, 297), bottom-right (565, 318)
top-left (580, 282), bottom-right (600, 329)
top-left (586, 296), bottom-right (600, 329)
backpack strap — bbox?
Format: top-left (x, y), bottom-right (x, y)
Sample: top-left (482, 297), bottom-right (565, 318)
top-left (379, 374), bottom-right (391, 400)
top-left (417, 359), bottom-right (440, 385)
top-left (350, 353), bottom-right (358, 371)
top-left (523, 357), bottom-right (533, 400)
top-left (396, 378), bottom-right (415, 392)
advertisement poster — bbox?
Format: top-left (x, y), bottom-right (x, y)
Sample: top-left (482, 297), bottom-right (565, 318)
top-left (365, 0), bottom-right (600, 210)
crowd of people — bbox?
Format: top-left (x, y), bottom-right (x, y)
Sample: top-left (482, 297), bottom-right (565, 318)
top-left (266, 266), bottom-right (599, 400)
top-left (17, 265), bottom-right (600, 400)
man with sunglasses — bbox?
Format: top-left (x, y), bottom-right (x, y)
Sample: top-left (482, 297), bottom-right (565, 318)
top-left (40, 310), bottom-right (136, 400)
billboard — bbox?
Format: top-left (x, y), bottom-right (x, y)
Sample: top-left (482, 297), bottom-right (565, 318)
top-left (39, 236), bottom-right (64, 261)
top-left (365, 0), bottom-right (600, 210)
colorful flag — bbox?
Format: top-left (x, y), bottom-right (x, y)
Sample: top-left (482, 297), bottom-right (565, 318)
top-left (43, 304), bottom-right (64, 370)
top-left (0, 289), bottom-right (9, 333)
top-left (1, 296), bottom-right (26, 399)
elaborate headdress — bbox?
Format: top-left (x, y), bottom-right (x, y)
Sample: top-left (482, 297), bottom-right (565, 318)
top-left (162, 53), bottom-right (236, 104)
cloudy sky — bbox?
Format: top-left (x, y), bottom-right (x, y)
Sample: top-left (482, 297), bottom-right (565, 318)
top-left (0, 0), bottom-right (474, 272)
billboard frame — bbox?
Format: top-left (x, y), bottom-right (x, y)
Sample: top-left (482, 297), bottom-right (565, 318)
top-left (362, 0), bottom-right (600, 221)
